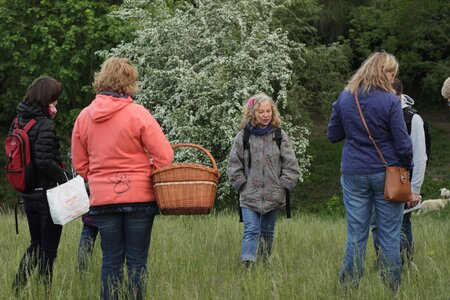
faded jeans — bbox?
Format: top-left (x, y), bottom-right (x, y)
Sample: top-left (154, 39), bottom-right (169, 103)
top-left (339, 173), bottom-right (403, 291)
top-left (241, 207), bottom-right (279, 262)
top-left (372, 209), bottom-right (412, 266)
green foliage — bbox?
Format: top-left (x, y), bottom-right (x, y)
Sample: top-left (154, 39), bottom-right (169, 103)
top-left (291, 127), bottom-right (343, 214)
top-left (0, 0), bottom-right (135, 207)
top-left (108, 0), bottom-right (312, 207)
top-left (271, 0), bottom-right (321, 45)
top-left (419, 123), bottom-right (450, 198)
top-left (0, 0), bottom-right (135, 137)
top-left (1, 0), bottom-right (447, 214)
top-left (267, 0), bottom-right (352, 120)
top-left (1, 212), bottom-right (449, 298)
top-left (288, 42), bottom-right (352, 119)
top-left (348, 0), bottom-right (450, 108)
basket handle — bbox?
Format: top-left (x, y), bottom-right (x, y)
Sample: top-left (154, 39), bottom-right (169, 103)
top-left (171, 143), bottom-right (218, 172)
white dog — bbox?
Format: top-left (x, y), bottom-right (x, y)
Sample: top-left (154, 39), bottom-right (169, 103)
top-left (439, 187), bottom-right (450, 199)
top-left (415, 198), bottom-right (449, 215)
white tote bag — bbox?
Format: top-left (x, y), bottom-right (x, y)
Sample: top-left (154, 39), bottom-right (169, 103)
top-left (46, 175), bottom-right (89, 225)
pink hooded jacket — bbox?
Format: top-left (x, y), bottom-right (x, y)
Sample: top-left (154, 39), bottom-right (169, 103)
top-left (71, 94), bottom-right (173, 208)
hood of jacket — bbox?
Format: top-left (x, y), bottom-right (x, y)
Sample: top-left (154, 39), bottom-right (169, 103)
top-left (87, 94), bottom-right (133, 123)
top-left (401, 94), bottom-right (414, 108)
top-left (17, 101), bottom-right (47, 119)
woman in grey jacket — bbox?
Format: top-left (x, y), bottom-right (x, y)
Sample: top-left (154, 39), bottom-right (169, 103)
top-left (227, 92), bottom-right (300, 267)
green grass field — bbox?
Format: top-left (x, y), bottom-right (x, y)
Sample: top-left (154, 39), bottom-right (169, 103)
top-left (1, 108), bottom-right (449, 299)
top-left (1, 210), bottom-right (449, 299)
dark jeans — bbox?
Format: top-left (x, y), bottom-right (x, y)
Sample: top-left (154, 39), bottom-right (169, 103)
top-left (13, 199), bottom-right (62, 291)
top-left (78, 222), bottom-right (99, 272)
top-left (400, 212), bottom-right (413, 264)
top-left (93, 207), bottom-right (158, 300)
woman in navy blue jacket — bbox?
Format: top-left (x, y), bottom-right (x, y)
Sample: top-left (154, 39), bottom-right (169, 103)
top-left (327, 51), bottom-right (413, 291)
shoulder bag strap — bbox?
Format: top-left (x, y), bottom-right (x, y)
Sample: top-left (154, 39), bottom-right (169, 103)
top-left (272, 128), bottom-right (291, 218)
top-left (354, 94), bottom-right (387, 166)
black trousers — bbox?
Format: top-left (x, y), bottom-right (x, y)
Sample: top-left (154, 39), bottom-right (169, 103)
top-left (14, 198), bottom-right (62, 289)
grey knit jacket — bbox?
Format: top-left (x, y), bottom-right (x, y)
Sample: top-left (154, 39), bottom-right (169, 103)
top-left (227, 128), bottom-right (300, 214)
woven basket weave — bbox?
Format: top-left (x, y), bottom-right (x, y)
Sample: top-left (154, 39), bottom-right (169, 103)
top-left (152, 143), bottom-right (220, 215)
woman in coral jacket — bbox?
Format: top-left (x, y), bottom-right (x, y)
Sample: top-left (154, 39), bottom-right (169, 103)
top-left (71, 57), bottom-right (173, 300)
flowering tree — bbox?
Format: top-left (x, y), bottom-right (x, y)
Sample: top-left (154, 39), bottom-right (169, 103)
top-left (108, 0), bottom-right (310, 207)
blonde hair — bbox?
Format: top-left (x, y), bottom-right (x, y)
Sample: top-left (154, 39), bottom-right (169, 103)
top-left (93, 57), bottom-right (139, 95)
top-left (239, 92), bottom-right (282, 129)
top-left (441, 77), bottom-right (450, 100)
top-left (345, 51), bottom-right (398, 94)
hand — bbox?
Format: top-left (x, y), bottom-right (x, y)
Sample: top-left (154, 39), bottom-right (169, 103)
top-left (407, 193), bottom-right (421, 208)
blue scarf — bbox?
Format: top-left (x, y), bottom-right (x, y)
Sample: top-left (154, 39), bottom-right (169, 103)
top-left (100, 91), bottom-right (130, 99)
top-left (245, 123), bottom-right (273, 136)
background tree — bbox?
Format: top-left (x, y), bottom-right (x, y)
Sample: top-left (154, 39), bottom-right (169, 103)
top-left (314, 0), bottom-right (370, 44)
top-left (348, 0), bottom-right (450, 107)
top-left (0, 0), bottom-right (134, 137)
top-left (271, 0), bottom-right (351, 119)
top-left (1, 0), bottom-right (447, 211)
top-left (107, 0), bottom-right (314, 207)
top-left (0, 0), bottom-right (134, 207)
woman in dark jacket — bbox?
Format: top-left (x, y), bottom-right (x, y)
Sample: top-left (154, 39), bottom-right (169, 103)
top-left (327, 51), bottom-right (413, 291)
top-left (12, 76), bottom-right (68, 293)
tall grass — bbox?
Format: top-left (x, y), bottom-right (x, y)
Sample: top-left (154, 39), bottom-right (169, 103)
top-left (1, 209), bottom-right (449, 299)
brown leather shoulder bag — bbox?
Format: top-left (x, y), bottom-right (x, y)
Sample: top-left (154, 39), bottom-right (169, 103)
top-left (355, 94), bottom-right (412, 203)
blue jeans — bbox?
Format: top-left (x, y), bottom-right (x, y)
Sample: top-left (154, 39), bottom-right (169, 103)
top-left (77, 222), bottom-right (98, 272)
top-left (14, 199), bottom-right (62, 290)
top-left (372, 209), bottom-right (412, 266)
top-left (339, 173), bottom-right (403, 290)
top-left (93, 207), bottom-right (158, 300)
top-left (241, 207), bottom-right (279, 262)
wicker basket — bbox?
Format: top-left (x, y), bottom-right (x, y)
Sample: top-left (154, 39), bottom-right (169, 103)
top-left (152, 143), bottom-right (220, 215)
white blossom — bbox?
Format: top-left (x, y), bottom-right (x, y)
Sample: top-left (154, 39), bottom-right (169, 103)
top-left (107, 0), bottom-right (310, 206)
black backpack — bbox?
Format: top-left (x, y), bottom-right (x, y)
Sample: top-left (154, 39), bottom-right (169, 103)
top-left (238, 127), bottom-right (291, 221)
top-left (403, 107), bottom-right (431, 166)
